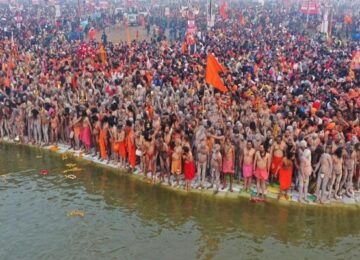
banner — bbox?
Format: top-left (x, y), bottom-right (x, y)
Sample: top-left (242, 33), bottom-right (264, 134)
top-left (300, 0), bottom-right (320, 15)
top-left (55, 5), bottom-right (61, 18)
top-left (99, 1), bottom-right (109, 9)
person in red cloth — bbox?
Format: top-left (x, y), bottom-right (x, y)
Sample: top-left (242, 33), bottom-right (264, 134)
top-left (275, 151), bottom-right (294, 200)
top-left (270, 135), bottom-right (286, 182)
top-left (126, 120), bottom-right (136, 172)
top-left (182, 146), bottom-right (195, 191)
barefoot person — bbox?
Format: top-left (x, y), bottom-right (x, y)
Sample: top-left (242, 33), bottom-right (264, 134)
top-left (242, 140), bottom-right (256, 192)
top-left (298, 140), bottom-right (312, 203)
top-left (270, 135), bottom-right (286, 182)
top-left (275, 150), bottom-right (294, 200)
top-left (313, 146), bottom-right (332, 203)
top-left (196, 138), bottom-right (208, 189)
top-left (208, 144), bottom-right (222, 193)
top-left (144, 130), bottom-right (157, 183)
top-left (183, 146), bottom-right (195, 191)
top-left (50, 110), bottom-right (59, 145)
top-left (158, 133), bottom-right (170, 184)
top-left (329, 147), bottom-right (343, 200)
top-left (171, 139), bottom-right (182, 187)
top-left (253, 144), bottom-right (271, 199)
top-left (341, 142), bottom-right (356, 197)
top-left (40, 107), bottom-right (50, 145)
top-left (81, 113), bottom-right (92, 154)
top-left (117, 124), bottom-right (127, 168)
top-left (222, 137), bottom-right (235, 192)
top-left (126, 120), bottom-right (136, 172)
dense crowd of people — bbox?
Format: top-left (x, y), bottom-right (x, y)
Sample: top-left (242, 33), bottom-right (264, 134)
top-left (1, 1), bottom-right (360, 204)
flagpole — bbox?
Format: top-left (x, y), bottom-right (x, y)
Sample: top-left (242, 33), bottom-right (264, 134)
top-left (306, 0), bottom-right (310, 23)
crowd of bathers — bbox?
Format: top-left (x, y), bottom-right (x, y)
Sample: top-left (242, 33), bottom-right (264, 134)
top-left (1, 1), bottom-right (360, 203)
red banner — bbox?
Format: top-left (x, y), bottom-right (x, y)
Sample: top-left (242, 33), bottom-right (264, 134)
top-left (300, 0), bottom-right (320, 15)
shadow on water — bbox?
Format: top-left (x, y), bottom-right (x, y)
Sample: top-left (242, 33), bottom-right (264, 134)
top-left (1, 143), bottom-right (360, 259)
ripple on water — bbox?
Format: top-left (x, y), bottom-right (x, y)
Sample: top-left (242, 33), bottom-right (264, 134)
top-left (2, 143), bottom-right (360, 260)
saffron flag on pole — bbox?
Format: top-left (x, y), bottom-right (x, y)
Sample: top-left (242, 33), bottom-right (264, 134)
top-left (239, 12), bottom-right (246, 26)
top-left (219, 3), bottom-right (228, 20)
top-left (205, 53), bottom-right (228, 93)
top-left (351, 50), bottom-right (360, 70)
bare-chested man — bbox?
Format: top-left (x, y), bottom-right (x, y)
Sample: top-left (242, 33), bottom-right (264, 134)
top-left (253, 144), bottom-right (270, 199)
top-left (143, 130), bottom-right (156, 182)
top-left (313, 146), bottom-right (332, 203)
top-left (50, 111), bottom-right (59, 144)
top-left (328, 147), bottom-right (343, 200)
top-left (298, 140), bottom-right (312, 203)
top-left (171, 138), bottom-right (182, 187)
top-left (308, 133), bottom-right (321, 153)
top-left (208, 144), bottom-right (222, 193)
top-left (40, 107), bottom-right (50, 145)
top-left (157, 133), bottom-right (170, 184)
top-left (92, 116), bottom-right (101, 157)
top-left (222, 138), bottom-right (235, 192)
top-left (341, 142), bottom-right (356, 197)
top-left (196, 138), bottom-right (208, 189)
top-left (270, 135), bottom-right (286, 182)
top-left (117, 124), bottom-right (126, 168)
top-left (242, 140), bottom-right (256, 192)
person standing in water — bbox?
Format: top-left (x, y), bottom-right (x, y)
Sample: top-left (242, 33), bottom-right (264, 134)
top-left (253, 144), bottom-right (270, 199)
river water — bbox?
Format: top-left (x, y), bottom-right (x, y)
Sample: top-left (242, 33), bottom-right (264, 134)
top-left (0, 143), bottom-right (360, 260)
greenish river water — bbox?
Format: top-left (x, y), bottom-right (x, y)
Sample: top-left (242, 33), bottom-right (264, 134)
top-left (1, 143), bottom-right (360, 260)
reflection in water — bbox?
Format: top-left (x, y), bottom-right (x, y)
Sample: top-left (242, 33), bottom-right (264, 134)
top-left (1, 143), bottom-right (360, 259)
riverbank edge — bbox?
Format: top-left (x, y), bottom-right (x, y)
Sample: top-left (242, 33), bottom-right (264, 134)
top-left (2, 140), bottom-right (360, 209)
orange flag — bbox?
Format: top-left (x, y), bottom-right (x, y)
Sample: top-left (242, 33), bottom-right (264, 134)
top-left (205, 53), bottom-right (227, 92)
top-left (351, 50), bottom-right (360, 70)
top-left (219, 3), bottom-right (228, 20)
top-left (145, 71), bottom-right (153, 85)
top-left (344, 14), bottom-right (352, 24)
top-left (88, 28), bottom-right (96, 41)
top-left (181, 42), bottom-right (187, 53)
top-left (239, 12), bottom-right (246, 26)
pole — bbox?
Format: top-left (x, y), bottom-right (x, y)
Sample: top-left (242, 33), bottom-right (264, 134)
top-left (306, 0), bottom-right (310, 23)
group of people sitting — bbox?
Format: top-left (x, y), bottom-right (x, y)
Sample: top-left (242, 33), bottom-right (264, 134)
top-left (1, 2), bottom-right (360, 204)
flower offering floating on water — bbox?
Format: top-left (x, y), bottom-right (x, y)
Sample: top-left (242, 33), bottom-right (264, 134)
top-left (62, 151), bottom-right (74, 161)
top-left (50, 146), bottom-right (59, 152)
top-left (67, 210), bottom-right (85, 218)
top-left (64, 174), bottom-right (77, 180)
top-left (40, 169), bottom-right (49, 175)
top-left (63, 167), bottom-right (83, 174)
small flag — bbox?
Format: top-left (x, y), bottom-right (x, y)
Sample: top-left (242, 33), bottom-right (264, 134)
top-left (205, 53), bottom-right (227, 92)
